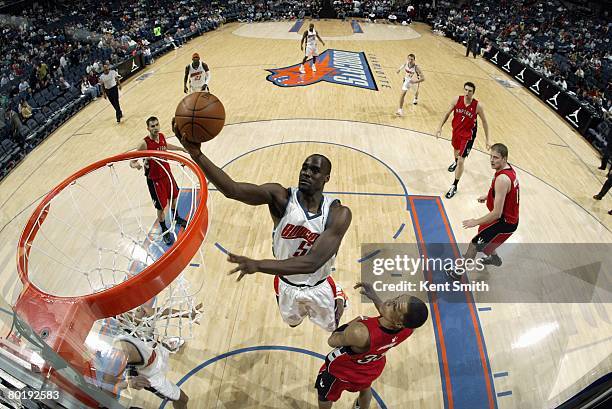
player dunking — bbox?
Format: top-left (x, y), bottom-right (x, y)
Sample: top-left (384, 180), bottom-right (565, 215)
top-left (174, 124), bottom-right (348, 332)
top-left (300, 23), bottom-right (325, 74)
top-left (446, 143), bottom-right (519, 280)
top-left (395, 53), bottom-right (425, 116)
top-left (435, 82), bottom-right (490, 199)
top-left (316, 282), bottom-right (428, 408)
top-left (183, 52), bottom-right (210, 93)
top-left (130, 117), bottom-right (188, 246)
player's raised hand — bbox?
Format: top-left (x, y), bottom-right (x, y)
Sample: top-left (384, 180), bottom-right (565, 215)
top-left (172, 117), bottom-right (202, 157)
top-left (127, 375), bottom-right (151, 390)
top-left (354, 282), bottom-right (376, 299)
top-left (227, 253), bottom-right (259, 281)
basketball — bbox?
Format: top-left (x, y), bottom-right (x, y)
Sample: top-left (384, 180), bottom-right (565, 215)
top-left (174, 92), bottom-right (226, 143)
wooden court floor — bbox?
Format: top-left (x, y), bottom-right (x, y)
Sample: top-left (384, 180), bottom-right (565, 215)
top-left (0, 21), bottom-right (610, 409)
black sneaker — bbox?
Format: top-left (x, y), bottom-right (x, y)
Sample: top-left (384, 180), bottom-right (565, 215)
top-left (175, 216), bottom-right (187, 228)
top-left (481, 254), bottom-right (502, 266)
top-left (445, 185), bottom-right (457, 199)
top-left (162, 231), bottom-right (174, 246)
top-left (445, 268), bottom-right (462, 281)
top-left (448, 161), bottom-right (457, 172)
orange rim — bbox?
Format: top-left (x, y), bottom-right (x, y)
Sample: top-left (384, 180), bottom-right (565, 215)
top-left (16, 150), bottom-right (208, 318)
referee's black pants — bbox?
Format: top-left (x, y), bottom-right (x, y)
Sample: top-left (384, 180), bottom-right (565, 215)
top-left (596, 171), bottom-right (612, 198)
top-left (105, 85), bottom-right (122, 121)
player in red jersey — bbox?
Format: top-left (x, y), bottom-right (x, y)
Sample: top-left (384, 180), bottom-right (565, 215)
top-left (435, 81), bottom-right (490, 199)
top-left (446, 143), bottom-right (519, 280)
top-left (130, 117), bottom-right (188, 246)
top-left (315, 282), bottom-right (428, 408)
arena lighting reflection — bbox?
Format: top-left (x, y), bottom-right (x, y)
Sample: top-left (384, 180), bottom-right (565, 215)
top-left (512, 322), bottom-right (559, 349)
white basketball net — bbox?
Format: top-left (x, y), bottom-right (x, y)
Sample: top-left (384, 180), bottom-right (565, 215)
top-left (21, 154), bottom-right (205, 348)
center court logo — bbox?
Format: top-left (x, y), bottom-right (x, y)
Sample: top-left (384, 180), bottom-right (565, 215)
top-left (266, 49), bottom-right (378, 90)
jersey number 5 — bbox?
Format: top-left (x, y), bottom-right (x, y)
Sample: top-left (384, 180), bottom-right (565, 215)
top-left (292, 240), bottom-right (312, 257)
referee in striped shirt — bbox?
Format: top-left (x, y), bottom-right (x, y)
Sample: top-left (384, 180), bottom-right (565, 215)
top-left (99, 64), bottom-right (123, 123)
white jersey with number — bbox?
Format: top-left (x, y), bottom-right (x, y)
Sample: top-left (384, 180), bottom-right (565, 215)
top-left (307, 30), bottom-right (318, 47)
top-left (272, 188), bottom-right (338, 286)
top-left (403, 63), bottom-right (418, 80)
top-left (401, 63), bottom-right (419, 90)
top-left (188, 61), bottom-right (206, 90)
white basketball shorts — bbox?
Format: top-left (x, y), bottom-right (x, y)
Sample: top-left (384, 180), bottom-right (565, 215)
top-left (274, 276), bottom-right (347, 332)
top-left (402, 77), bottom-right (413, 91)
top-left (305, 45), bottom-right (318, 58)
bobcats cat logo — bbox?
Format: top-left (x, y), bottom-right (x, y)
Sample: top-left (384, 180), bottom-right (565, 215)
top-left (266, 49), bottom-right (378, 90)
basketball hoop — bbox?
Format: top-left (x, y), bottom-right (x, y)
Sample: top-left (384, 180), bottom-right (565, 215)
top-left (11, 150), bottom-right (208, 404)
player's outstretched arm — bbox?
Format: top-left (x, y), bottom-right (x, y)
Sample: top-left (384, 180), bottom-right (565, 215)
top-left (173, 118), bottom-right (289, 207)
top-left (227, 204), bottom-right (352, 280)
top-left (327, 320), bottom-right (369, 350)
top-left (354, 282), bottom-right (384, 314)
top-left (129, 141), bottom-right (147, 169)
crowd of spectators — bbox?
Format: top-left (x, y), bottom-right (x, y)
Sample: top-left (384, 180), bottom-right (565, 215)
top-left (430, 0), bottom-right (611, 116)
top-left (2, 0), bottom-right (611, 178)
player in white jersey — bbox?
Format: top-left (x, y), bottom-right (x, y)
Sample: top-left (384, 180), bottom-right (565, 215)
top-left (300, 23), bottom-right (325, 74)
top-left (101, 334), bottom-right (189, 408)
top-left (172, 123), bottom-right (350, 331)
top-left (395, 53), bottom-right (425, 116)
top-left (183, 52), bottom-right (210, 93)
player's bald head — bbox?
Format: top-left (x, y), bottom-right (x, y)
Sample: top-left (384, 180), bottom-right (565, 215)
top-left (307, 154), bottom-right (332, 176)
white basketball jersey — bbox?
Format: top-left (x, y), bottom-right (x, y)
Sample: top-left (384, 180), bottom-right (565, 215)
top-left (306, 29), bottom-right (317, 47)
top-left (188, 61), bottom-right (206, 88)
top-left (115, 334), bottom-right (155, 369)
top-left (404, 63), bottom-right (418, 79)
top-left (272, 188), bottom-right (338, 286)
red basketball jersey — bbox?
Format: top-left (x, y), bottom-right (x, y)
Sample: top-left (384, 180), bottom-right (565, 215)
top-left (325, 316), bottom-right (413, 384)
top-left (452, 96), bottom-right (478, 140)
top-left (486, 166), bottom-right (519, 224)
top-left (144, 132), bottom-right (171, 180)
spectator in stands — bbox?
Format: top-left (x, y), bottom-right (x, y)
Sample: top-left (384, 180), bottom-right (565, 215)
top-left (80, 76), bottom-right (98, 100)
top-left (18, 79), bottom-right (29, 94)
top-left (87, 71), bottom-right (101, 97)
top-left (5, 107), bottom-right (24, 145)
top-left (143, 46), bottom-right (153, 65)
top-left (19, 98), bottom-right (32, 121)
top-left (58, 76), bottom-right (71, 91)
top-left (165, 34), bottom-right (179, 50)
